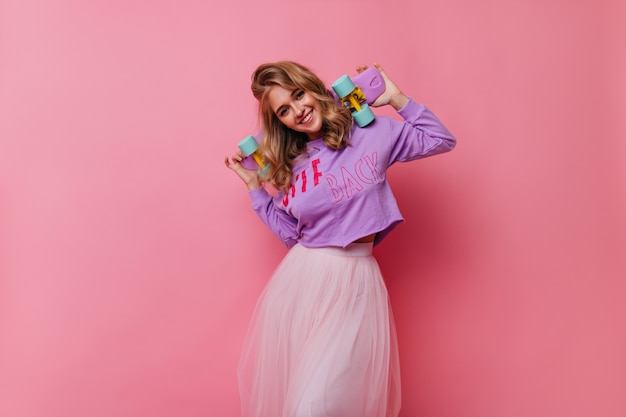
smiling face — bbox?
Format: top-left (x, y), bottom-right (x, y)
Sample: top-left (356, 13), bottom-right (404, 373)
top-left (267, 85), bottom-right (324, 141)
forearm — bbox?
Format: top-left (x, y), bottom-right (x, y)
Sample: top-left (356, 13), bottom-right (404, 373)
top-left (249, 188), bottom-right (299, 248)
top-left (389, 93), bottom-right (409, 111)
top-left (245, 177), bottom-right (261, 191)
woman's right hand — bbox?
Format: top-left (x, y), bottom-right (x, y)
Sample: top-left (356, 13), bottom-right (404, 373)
top-left (224, 152), bottom-right (262, 190)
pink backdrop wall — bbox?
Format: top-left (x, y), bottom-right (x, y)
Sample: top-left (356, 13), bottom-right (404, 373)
top-left (1, 0), bottom-right (625, 416)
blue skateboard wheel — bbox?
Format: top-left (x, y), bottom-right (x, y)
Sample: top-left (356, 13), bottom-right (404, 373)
top-left (238, 135), bottom-right (259, 157)
top-left (331, 75), bottom-right (356, 99)
top-left (352, 104), bottom-right (375, 127)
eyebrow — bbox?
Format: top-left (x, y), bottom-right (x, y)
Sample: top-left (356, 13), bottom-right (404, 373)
top-left (273, 89), bottom-right (300, 115)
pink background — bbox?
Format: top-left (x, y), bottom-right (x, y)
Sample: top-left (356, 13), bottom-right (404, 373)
top-left (1, 0), bottom-right (625, 416)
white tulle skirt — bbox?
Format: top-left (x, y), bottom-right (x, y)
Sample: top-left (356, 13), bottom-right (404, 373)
top-left (238, 243), bottom-right (401, 417)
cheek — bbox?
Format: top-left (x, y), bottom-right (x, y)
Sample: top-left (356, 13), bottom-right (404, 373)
top-left (281, 115), bottom-right (295, 128)
top-left (315, 102), bottom-right (324, 117)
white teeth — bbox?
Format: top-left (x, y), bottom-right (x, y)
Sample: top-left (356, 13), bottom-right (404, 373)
top-left (302, 112), bottom-right (312, 123)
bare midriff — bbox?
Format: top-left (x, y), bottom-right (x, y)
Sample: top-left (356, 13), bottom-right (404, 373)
top-left (352, 233), bottom-right (377, 243)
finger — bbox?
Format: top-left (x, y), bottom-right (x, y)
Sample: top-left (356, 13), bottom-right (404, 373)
top-left (375, 64), bottom-right (393, 85)
top-left (225, 155), bottom-right (241, 169)
top-left (373, 62), bottom-right (384, 72)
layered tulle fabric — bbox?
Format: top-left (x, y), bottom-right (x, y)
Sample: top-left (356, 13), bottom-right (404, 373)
top-left (238, 243), bottom-right (401, 417)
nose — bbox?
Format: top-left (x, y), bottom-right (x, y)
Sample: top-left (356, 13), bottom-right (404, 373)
top-left (294, 102), bottom-right (305, 117)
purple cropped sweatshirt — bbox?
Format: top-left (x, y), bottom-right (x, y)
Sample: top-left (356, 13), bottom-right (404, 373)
top-left (249, 98), bottom-right (456, 248)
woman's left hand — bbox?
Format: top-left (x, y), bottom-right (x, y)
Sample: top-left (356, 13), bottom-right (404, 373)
top-left (355, 62), bottom-right (409, 111)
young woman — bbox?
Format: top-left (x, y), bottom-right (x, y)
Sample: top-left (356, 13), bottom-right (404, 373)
top-left (225, 61), bottom-right (456, 417)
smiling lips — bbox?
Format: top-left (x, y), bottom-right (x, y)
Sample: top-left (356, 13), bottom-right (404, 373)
top-left (300, 111), bottom-right (313, 125)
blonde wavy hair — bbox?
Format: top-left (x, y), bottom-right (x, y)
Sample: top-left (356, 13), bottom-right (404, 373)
top-left (251, 61), bottom-right (353, 192)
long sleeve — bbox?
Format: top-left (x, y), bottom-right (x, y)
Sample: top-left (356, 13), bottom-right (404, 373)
top-left (249, 188), bottom-right (300, 248)
top-left (386, 98), bottom-right (456, 164)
